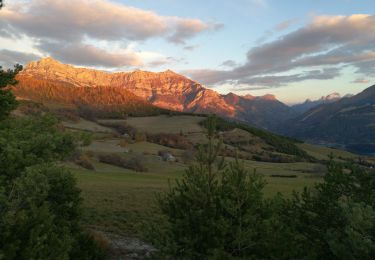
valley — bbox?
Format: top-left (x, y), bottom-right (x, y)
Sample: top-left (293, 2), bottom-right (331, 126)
top-left (14, 58), bottom-right (375, 155)
top-left (2, 1), bottom-right (375, 258)
top-left (15, 100), bottom-right (360, 237)
top-left (9, 58), bottom-right (374, 248)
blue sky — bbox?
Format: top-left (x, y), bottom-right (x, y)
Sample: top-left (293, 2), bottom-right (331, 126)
top-left (0, 0), bottom-right (374, 103)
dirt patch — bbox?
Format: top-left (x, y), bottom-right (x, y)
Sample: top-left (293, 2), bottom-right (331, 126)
top-left (95, 231), bottom-right (156, 259)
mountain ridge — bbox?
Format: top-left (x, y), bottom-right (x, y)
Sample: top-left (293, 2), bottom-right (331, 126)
top-left (291, 92), bottom-right (343, 114)
top-left (16, 57), bottom-right (296, 129)
top-left (281, 85), bottom-right (375, 154)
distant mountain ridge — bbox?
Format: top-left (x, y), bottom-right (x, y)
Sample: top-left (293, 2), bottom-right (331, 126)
top-left (16, 57), bottom-right (296, 129)
top-left (281, 85), bottom-right (375, 154)
top-left (291, 92), bottom-right (343, 114)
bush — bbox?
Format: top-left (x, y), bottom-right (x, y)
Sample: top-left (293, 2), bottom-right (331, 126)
top-left (126, 156), bottom-right (148, 172)
top-left (134, 132), bottom-right (147, 142)
top-left (17, 100), bottom-right (49, 117)
top-left (118, 139), bottom-right (128, 147)
top-left (182, 148), bottom-right (195, 164)
top-left (99, 121), bottom-right (136, 136)
top-left (147, 133), bottom-right (192, 149)
top-left (98, 153), bottom-right (147, 172)
top-left (80, 132), bottom-right (93, 146)
top-left (75, 154), bottom-right (95, 170)
top-left (270, 174), bottom-right (297, 178)
top-left (53, 108), bottom-right (80, 122)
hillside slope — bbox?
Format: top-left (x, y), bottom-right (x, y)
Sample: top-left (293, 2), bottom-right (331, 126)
top-left (281, 85), bottom-right (375, 154)
top-left (16, 57), bottom-right (296, 129)
top-left (14, 76), bottom-right (162, 117)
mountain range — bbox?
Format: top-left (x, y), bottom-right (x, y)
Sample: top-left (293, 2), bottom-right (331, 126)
top-left (13, 57), bottom-right (375, 154)
top-left (15, 57), bottom-right (296, 130)
top-left (281, 86), bottom-right (375, 154)
top-left (291, 92), bottom-right (343, 114)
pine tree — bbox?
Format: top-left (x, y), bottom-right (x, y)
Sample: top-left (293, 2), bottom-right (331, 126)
top-left (150, 116), bottom-right (272, 258)
top-left (0, 64), bottom-right (22, 119)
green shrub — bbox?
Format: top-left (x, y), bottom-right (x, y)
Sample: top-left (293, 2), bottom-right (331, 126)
top-left (147, 133), bottom-right (192, 149)
top-left (98, 153), bottom-right (147, 172)
top-left (0, 67), bottom-right (105, 258)
top-left (75, 154), bottom-right (95, 170)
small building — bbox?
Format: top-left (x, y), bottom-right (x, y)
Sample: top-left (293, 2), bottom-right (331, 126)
top-left (164, 153), bottom-right (176, 162)
top-left (159, 151), bottom-right (176, 162)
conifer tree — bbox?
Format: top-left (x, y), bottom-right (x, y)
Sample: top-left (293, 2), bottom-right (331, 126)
top-left (0, 65), bottom-right (22, 119)
top-left (151, 116), bottom-right (270, 258)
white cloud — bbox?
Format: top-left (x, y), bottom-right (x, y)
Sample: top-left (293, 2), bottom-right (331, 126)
top-left (187, 14), bottom-right (375, 88)
top-left (0, 0), bottom-right (222, 68)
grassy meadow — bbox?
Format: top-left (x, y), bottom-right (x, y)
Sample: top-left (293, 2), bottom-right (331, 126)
top-left (60, 115), bottom-right (356, 236)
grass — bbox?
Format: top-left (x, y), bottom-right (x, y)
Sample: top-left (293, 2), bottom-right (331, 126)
top-left (298, 143), bottom-right (357, 161)
top-left (69, 163), bottom-right (183, 235)
top-left (63, 115), bottom-right (350, 237)
top-left (63, 119), bottom-right (116, 133)
top-left (68, 156), bottom-right (321, 236)
top-left (127, 141), bottom-right (184, 156)
top-left (100, 115), bottom-right (206, 134)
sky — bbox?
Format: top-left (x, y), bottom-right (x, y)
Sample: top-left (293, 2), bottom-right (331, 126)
top-left (0, 0), bottom-right (374, 104)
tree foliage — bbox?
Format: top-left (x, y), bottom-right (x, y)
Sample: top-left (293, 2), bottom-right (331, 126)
top-left (150, 116), bottom-right (375, 259)
top-left (284, 162), bottom-right (375, 259)
top-left (0, 65), bottom-right (106, 259)
top-left (0, 65), bottom-right (22, 119)
top-left (149, 116), bottom-right (284, 258)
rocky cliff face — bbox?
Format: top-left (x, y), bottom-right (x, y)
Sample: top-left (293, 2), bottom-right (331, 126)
top-left (18, 57), bottom-right (296, 129)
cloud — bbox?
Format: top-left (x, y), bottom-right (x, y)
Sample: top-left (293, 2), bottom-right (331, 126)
top-left (146, 56), bottom-right (186, 67)
top-left (167, 19), bottom-right (223, 44)
top-left (238, 68), bottom-right (341, 87)
top-left (0, 0), bottom-right (221, 68)
top-left (274, 19), bottom-right (297, 31)
top-left (0, 49), bottom-right (41, 68)
top-left (37, 41), bottom-right (143, 67)
top-left (354, 60), bottom-right (375, 77)
top-left (351, 78), bottom-right (370, 84)
top-left (1, 0), bottom-right (220, 43)
top-left (184, 45), bottom-right (200, 51)
top-left (220, 60), bottom-right (238, 67)
top-left (187, 14), bottom-right (375, 88)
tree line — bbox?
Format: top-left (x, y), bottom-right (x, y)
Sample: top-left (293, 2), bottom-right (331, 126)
top-left (0, 65), bottom-right (106, 258)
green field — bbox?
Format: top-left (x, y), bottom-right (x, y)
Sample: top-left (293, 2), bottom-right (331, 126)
top-left (69, 159), bottom-right (318, 236)
top-left (99, 115), bottom-right (206, 134)
top-left (61, 115), bottom-right (357, 236)
top-left (298, 142), bottom-right (357, 161)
